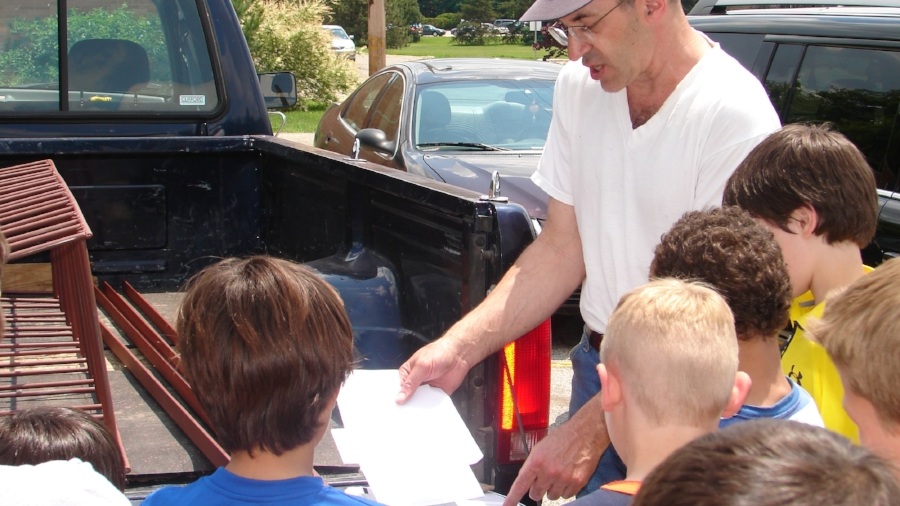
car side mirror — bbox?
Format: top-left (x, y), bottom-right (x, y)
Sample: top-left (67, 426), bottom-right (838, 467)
top-left (258, 72), bottom-right (298, 110)
top-left (356, 128), bottom-right (396, 154)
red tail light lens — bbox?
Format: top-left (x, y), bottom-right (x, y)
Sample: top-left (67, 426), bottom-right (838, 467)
top-left (497, 318), bottom-right (551, 464)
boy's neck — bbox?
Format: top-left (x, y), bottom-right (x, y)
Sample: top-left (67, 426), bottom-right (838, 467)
top-left (810, 241), bottom-right (866, 302)
top-left (738, 336), bottom-right (792, 407)
top-left (225, 444), bottom-right (316, 481)
top-left (620, 420), bottom-right (717, 482)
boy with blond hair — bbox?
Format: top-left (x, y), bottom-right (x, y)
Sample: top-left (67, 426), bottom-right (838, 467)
top-left (809, 256), bottom-right (900, 476)
top-left (722, 123), bottom-right (878, 442)
top-left (570, 278), bottom-right (750, 505)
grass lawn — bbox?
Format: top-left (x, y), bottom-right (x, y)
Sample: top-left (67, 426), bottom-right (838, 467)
top-left (282, 37), bottom-right (547, 133)
top-left (281, 102), bottom-right (330, 134)
top-left (385, 36), bottom-right (542, 60)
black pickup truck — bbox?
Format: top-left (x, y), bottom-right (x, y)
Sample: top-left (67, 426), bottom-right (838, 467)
top-left (0, 0), bottom-right (551, 500)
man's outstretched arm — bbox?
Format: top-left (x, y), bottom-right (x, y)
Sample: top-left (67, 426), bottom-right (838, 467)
top-left (397, 197), bottom-right (585, 402)
top-left (503, 394), bottom-right (609, 505)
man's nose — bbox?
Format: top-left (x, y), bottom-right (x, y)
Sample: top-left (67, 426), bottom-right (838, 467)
top-left (567, 36), bottom-right (589, 61)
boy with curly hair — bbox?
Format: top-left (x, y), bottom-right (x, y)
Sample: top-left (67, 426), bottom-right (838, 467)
top-left (650, 206), bottom-right (822, 427)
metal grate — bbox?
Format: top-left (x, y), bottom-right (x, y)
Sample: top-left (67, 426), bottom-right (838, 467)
top-left (0, 159), bottom-right (124, 467)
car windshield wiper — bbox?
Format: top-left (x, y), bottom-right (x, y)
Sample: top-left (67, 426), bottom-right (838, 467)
top-left (417, 142), bottom-right (508, 151)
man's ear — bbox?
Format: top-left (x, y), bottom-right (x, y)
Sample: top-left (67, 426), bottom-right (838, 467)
top-left (598, 363), bottom-right (622, 413)
top-left (721, 371), bottom-right (752, 419)
top-left (643, 0), bottom-right (667, 20)
top-left (789, 205), bottom-right (819, 239)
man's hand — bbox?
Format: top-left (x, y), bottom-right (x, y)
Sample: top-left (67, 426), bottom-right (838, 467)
top-left (396, 338), bottom-right (471, 403)
top-left (502, 396), bottom-right (609, 505)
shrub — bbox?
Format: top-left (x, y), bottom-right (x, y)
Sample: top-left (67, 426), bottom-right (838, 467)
top-left (451, 21), bottom-right (498, 46)
top-left (251, 0), bottom-right (358, 106)
top-left (434, 13), bottom-right (462, 30)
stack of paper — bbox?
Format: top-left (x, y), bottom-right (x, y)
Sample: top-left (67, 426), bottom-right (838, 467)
top-left (334, 369), bottom-right (486, 506)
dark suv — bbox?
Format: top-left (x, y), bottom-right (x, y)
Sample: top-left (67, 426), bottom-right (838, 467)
top-left (688, 1), bottom-right (900, 262)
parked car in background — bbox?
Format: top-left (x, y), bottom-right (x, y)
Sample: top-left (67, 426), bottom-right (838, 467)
top-left (688, 0), bottom-right (900, 262)
top-left (322, 25), bottom-right (355, 61)
top-left (314, 58), bottom-right (560, 228)
top-left (422, 24), bottom-right (446, 36)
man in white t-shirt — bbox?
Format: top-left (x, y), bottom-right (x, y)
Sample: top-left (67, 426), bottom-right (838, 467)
top-left (396, 0), bottom-right (780, 503)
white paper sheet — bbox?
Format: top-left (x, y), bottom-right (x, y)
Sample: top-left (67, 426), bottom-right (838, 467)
top-left (336, 369), bottom-right (486, 506)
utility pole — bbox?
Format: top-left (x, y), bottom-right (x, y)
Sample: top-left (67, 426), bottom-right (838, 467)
top-left (368, 0), bottom-right (386, 76)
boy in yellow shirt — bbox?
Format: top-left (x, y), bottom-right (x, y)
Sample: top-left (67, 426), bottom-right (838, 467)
top-left (722, 123), bottom-right (879, 442)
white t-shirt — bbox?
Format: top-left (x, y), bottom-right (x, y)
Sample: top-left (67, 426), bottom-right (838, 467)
top-left (533, 41), bottom-right (781, 333)
top-left (0, 459), bottom-right (129, 506)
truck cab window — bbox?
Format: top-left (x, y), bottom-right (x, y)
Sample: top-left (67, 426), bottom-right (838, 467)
top-left (0, 0), bottom-right (219, 115)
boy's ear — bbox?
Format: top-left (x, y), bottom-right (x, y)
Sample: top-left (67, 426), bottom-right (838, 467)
top-left (597, 363), bottom-right (622, 412)
top-left (721, 371), bottom-right (752, 419)
top-left (790, 205), bottom-right (819, 238)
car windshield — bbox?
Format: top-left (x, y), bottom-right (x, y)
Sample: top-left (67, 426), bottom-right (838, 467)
top-left (414, 79), bottom-right (555, 151)
top-left (327, 27), bottom-right (351, 40)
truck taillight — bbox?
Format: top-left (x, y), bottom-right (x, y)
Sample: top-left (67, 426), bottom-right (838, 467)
top-left (497, 319), bottom-right (551, 464)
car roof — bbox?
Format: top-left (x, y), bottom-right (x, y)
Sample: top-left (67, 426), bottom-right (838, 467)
top-left (690, 0), bottom-right (900, 13)
top-left (386, 58), bottom-right (563, 85)
top-left (688, 7), bottom-right (900, 41)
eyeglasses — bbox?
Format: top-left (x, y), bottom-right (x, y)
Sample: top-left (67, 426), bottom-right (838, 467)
top-left (548, 0), bottom-right (625, 47)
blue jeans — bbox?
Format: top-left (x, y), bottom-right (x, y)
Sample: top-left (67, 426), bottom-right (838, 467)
top-left (569, 326), bottom-right (627, 498)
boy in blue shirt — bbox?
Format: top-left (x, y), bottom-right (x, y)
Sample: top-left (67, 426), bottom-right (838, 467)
top-left (651, 206), bottom-right (823, 428)
top-left (143, 256), bottom-right (382, 506)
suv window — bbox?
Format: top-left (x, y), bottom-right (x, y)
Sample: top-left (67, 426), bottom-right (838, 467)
top-left (0, 0), bottom-right (219, 115)
top-left (764, 44), bottom-right (900, 189)
top-left (705, 28), bottom-right (900, 193)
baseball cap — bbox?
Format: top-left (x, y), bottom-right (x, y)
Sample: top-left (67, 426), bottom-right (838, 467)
top-left (520, 0), bottom-right (594, 21)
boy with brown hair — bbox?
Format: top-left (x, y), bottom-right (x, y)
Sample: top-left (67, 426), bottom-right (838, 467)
top-left (722, 123), bottom-right (879, 442)
top-left (0, 406), bottom-right (126, 490)
top-left (631, 419), bottom-right (900, 506)
top-left (650, 206), bottom-right (823, 427)
top-left (809, 256), bottom-right (900, 476)
top-left (569, 278), bottom-right (750, 505)
top-left (143, 256), bottom-right (382, 505)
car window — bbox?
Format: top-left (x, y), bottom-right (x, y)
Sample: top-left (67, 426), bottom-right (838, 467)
top-left (414, 79), bottom-right (556, 154)
top-left (367, 75), bottom-right (404, 142)
top-left (708, 32), bottom-right (766, 70)
top-left (341, 73), bottom-right (393, 132)
top-left (782, 45), bottom-right (900, 190)
top-left (762, 43), bottom-right (805, 114)
top-left (0, 0), bottom-right (219, 115)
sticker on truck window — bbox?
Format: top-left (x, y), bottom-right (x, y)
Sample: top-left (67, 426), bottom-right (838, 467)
top-left (179, 95), bottom-right (207, 106)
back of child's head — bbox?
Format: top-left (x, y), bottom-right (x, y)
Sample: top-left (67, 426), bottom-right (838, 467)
top-left (176, 255), bottom-right (354, 455)
top-left (722, 123), bottom-right (878, 248)
top-left (809, 256), bottom-right (900, 429)
top-left (602, 278), bottom-right (738, 426)
top-left (631, 418), bottom-right (900, 506)
top-left (0, 406), bottom-right (125, 490)
top-left (650, 206), bottom-right (791, 341)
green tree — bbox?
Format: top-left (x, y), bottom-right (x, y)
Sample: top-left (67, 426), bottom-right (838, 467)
top-left (493, 0), bottom-right (531, 19)
top-left (327, 0), bottom-right (422, 48)
top-left (250, 0), bottom-right (358, 105)
top-left (231, 0), bottom-right (264, 53)
top-left (460, 0), bottom-right (497, 23)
